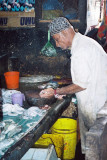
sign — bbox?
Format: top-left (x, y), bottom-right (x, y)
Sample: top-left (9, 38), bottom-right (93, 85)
top-left (0, 0), bottom-right (35, 28)
top-left (0, 11), bottom-right (35, 28)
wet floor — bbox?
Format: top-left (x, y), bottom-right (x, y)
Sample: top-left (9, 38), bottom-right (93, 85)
top-left (74, 141), bottom-right (85, 160)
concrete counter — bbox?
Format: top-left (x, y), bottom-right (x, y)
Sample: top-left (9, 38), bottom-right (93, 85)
top-left (0, 96), bottom-right (71, 160)
top-left (85, 101), bottom-right (107, 160)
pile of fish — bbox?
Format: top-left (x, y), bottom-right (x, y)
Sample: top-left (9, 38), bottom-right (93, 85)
top-left (0, 89), bottom-right (51, 158)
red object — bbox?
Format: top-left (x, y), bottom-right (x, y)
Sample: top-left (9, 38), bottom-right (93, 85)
top-left (4, 71), bottom-right (19, 89)
top-left (54, 89), bottom-right (57, 95)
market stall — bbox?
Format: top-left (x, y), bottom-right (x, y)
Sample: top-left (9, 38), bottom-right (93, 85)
top-left (0, 1), bottom-right (107, 160)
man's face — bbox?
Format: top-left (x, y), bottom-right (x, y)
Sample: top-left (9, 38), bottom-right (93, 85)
top-left (53, 32), bottom-right (70, 50)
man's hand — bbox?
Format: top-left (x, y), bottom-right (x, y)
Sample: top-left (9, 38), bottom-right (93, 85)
top-left (39, 88), bottom-right (54, 98)
top-left (55, 94), bottom-right (66, 99)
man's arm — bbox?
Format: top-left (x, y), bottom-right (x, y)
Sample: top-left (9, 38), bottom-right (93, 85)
top-left (55, 84), bottom-right (85, 95)
top-left (39, 83), bottom-right (85, 98)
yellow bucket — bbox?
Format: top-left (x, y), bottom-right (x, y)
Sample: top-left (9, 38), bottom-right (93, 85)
top-left (33, 134), bottom-right (64, 159)
top-left (50, 118), bottom-right (77, 160)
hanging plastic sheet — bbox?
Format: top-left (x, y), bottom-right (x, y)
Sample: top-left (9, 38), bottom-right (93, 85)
top-left (97, 0), bottom-right (107, 41)
top-left (43, 0), bottom-right (63, 10)
top-left (97, 0), bottom-right (107, 52)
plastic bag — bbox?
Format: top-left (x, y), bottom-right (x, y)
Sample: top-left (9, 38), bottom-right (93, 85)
top-left (41, 30), bottom-right (57, 57)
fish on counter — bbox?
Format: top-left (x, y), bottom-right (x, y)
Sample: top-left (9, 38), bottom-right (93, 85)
top-left (38, 81), bottom-right (59, 89)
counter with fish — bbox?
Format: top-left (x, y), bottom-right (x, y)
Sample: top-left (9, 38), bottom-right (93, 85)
top-left (0, 87), bottom-right (72, 160)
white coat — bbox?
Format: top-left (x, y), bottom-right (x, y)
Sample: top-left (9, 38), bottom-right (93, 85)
top-left (71, 32), bottom-right (107, 153)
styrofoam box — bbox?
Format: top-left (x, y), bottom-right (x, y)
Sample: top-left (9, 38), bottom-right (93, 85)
top-left (21, 145), bottom-right (61, 160)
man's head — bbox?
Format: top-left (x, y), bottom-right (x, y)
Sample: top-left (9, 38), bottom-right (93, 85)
top-left (49, 17), bottom-right (75, 50)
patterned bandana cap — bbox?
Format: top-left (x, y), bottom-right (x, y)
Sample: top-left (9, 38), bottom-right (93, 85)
top-left (49, 17), bottom-right (71, 36)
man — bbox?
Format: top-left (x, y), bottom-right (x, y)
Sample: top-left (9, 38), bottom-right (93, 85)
top-left (40, 17), bottom-right (107, 154)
